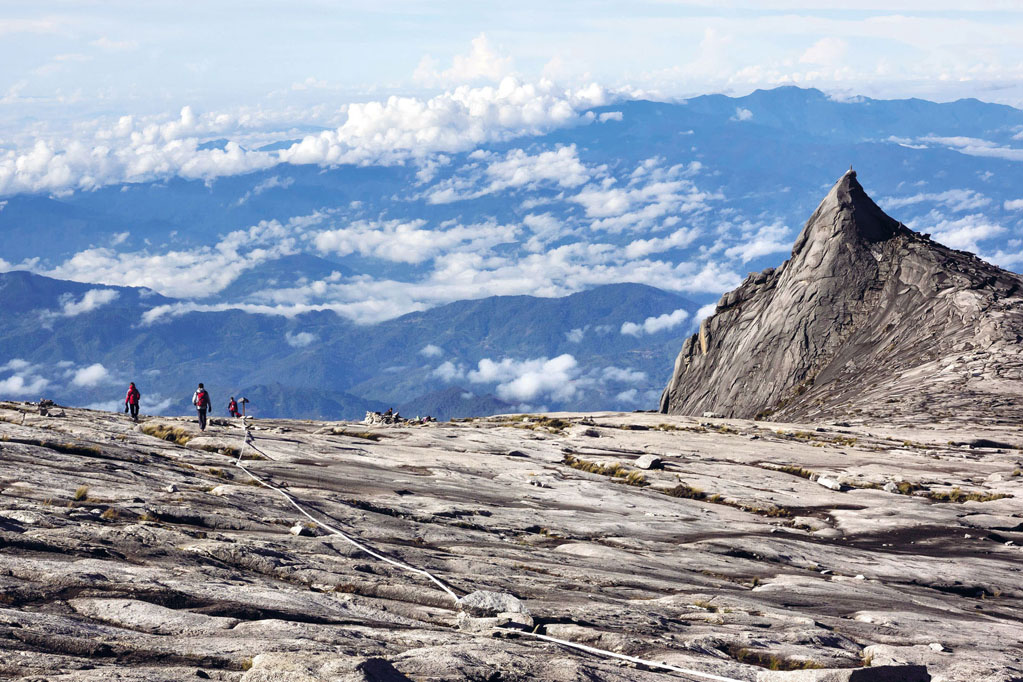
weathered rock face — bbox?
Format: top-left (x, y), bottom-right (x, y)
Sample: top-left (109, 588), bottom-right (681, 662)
top-left (3, 402), bottom-right (1023, 680)
top-left (661, 170), bottom-right (1023, 423)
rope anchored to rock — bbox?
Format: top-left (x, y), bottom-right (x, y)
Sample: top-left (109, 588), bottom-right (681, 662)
top-left (234, 421), bottom-right (746, 682)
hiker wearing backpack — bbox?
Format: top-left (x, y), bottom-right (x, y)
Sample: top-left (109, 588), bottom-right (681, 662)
top-left (192, 383), bottom-right (212, 431)
top-left (228, 396), bottom-right (240, 417)
top-left (124, 382), bottom-right (140, 422)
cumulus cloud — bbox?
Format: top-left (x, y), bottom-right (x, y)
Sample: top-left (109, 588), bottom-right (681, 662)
top-left (914, 213), bottom-right (1006, 252)
top-left (414, 34), bottom-right (514, 87)
top-left (0, 359), bottom-right (49, 397)
top-left (277, 77), bottom-right (609, 168)
top-left (565, 327), bottom-right (586, 343)
top-left (47, 213), bottom-right (308, 298)
top-left (799, 38), bottom-right (849, 66)
top-left (0, 75), bottom-right (617, 198)
top-left (624, 227), bottom-right (700, 259)
top-left (72, 362), bottom-right (110, 387)
top-left (723, 221), bottom-right (792, 263)
top-left (695, 303), bottom-right (717, 324)
top-left (312, 219), bottom-right (518, 265)
top-left (0, 106), bottom-right (279, 196)
top-left (425, 145), bottom-right (595, 204)
top-left (1004, 199), bottom-right (1023, 211)
top-left (60, 289), bottom-right (119, 317)
top-left (432, 360), bottom-right (465, 381)
top-left (285, 331), bottom-right (316, 348)
top-left (732, 107), bottom-right (753, 121)
top-left (419, 344), bottom-right (444, 358)
top-left (598, 111), bottom-right (623, 122)
top-left (469, 354), bottom-right (581, 402)
top-left (620, 308), bottom-right (690, 337)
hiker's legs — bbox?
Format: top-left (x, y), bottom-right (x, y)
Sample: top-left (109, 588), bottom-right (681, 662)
top-left (129, 403), bottom-right (139, 420)
top-left (198, 409), bottom-right (207, 431)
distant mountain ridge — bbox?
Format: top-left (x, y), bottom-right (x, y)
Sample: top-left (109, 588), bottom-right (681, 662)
top-left (1, 272), bottom-right (696, 419)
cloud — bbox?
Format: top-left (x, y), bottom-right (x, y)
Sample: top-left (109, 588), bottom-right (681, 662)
top-left (732, 107), bottom-right (753, 121)
top-left (90, 37), bottom-right (139, 52)
top-left (414, 34), bottom-right (514, 87)
top-left (60, 289), bottom-right (120, 317)
top-left (277, 78), bottom-right (610, 168)
top-left (565, 327), bottom-right (586, 343)
top-left (235, 174), bottom-right (295, 205)
top-left (882, 189), bottom-right (991, 212)
top-left (602, 366), bottom-right (647, 383)
top-left (569, 159), bottom-right (713, 233)
top-left (624, 227), bottom-right (700, 259)
top-left (419, 344), bottom-right (444, 358)
top-left (723, 221), bottom-right (792, 263)
top-left (72, 363), bottom-right (110, 387)
top-left (0, 359), bottom-right (49, 397)
top-left (47, 213), bottom-right (307, 298)
top-left (285, 331), bottom-right (316, 348)
top-left (312, 219), bottom-right (518, 265)
top-left (0, 75), bottom-right (615, 198)
top-left (916, 136), bottom-right (1023, 162)
top-left (1004, 199), bottom-right (1023, 211)
top-left (916, 213), bottom-right (1007, 252)
top-left (799, 38), bottom-right (849, 66)
top-left (620, 308), bottom-right (690, 336)
top-left (432, 360), bottom-right (466, 382)
top-left (469, 354), bottom-right (581, 402)
top-left (598, 111), bottom-right (623, 122)
top-left (424, 144), bottom-right (595, 204)
top-left (615, 388), bottom-right (639, 403)
top-left (695, 303), bottom-right (717, 324)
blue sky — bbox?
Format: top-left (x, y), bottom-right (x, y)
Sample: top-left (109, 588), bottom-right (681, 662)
top-left (3, 1), bottom-right (1023, 122)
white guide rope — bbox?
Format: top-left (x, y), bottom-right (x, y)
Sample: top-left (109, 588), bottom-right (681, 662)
top-left (233, 424), bottom-right (746, 682)
top-left (234, 437), bottom-right (459, 601)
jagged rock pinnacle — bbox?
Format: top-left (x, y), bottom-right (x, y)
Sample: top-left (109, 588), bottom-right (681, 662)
top-left (660, 172), bottom-right (1023, 424)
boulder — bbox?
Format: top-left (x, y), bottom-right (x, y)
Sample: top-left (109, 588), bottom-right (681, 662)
top-left (635, 454), bottom-right (663, 470)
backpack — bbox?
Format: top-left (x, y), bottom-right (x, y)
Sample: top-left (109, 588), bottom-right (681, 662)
top-left (196, 390), bottom-right (209, 409)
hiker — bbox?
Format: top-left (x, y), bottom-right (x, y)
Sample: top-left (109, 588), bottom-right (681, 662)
top-left (192, 383), bottom-right (212, 431)
top-left (124, 382), bottom-right (140, 422)
top-left (228, 396), bottom-right (240, 417)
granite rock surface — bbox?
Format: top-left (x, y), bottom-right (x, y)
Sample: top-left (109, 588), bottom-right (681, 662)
top-left (1, 403), bottom-right (1022, 680)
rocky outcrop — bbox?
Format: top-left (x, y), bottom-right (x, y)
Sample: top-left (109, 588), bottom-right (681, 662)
top-left (660, 170), bottom-right (1023, 423)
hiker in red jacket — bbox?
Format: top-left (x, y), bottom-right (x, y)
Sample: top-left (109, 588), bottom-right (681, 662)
top-left (192, 383), bottom-right (212, 431)
top-left (124, 382), bottom-right (140, 422)
top-left (228, 397), bottom-right (240, 417)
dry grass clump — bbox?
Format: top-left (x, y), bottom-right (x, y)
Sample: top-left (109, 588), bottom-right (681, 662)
top-left (724, 645), bottom-right (823, 671)
top-left (141, 423), bottom-right (194, 446)
top-left (661, 482), bottom-right (791, 517)
top-left (505, 415), bottom-right (571, 433)
top-left (100, 507), bottom-right (119, 520)
top-left (893, 481), bottom-right (923, 495)
top-left (772, 465), bottom-right (816, 480)
top-left (664, 482), bottom-right (706, 499)
top-left (329, 427), bottom-right (383, 441)
top-left (562, 453), bottom-right (648, 487)
top-left (925, 487), bottom-right (1012, 503)
top-left (72, 485), bottom-right (89, 501)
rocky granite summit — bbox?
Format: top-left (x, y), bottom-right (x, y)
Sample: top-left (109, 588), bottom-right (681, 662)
top-left (1, 401), bottom-right (1022, 680)
top-left (660, 170), bottom-right (1023, 424)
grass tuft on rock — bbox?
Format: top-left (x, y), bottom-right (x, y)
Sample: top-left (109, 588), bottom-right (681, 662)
top-left (563, 453), bottom-right (648, 486)
top-left (141, 423), bottom-right (194, 446)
